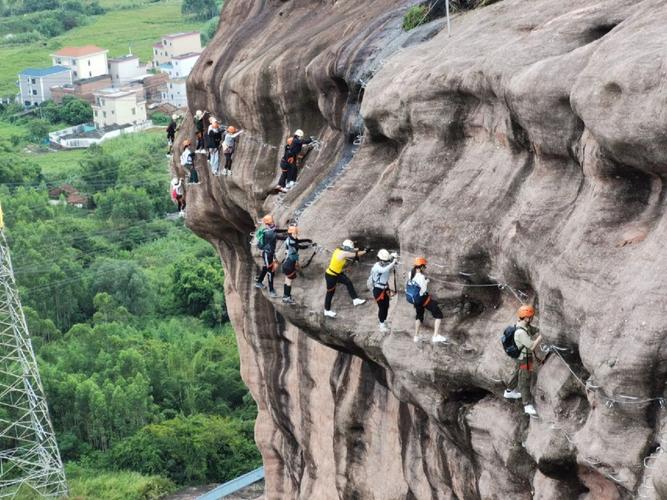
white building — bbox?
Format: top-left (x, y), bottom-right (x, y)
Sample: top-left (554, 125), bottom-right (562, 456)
top-left (92, 87), bottom-right (147, 129)
top-left (161, 78), bottom-right (187, 108)
top-left (107, 55), bottom-right (149, 87)
top-left (159, 52), bottom-right (200, 79)
top-left (51, 45), bottom-right (109, 81)
top-left (152, 32), bottom-right (201, 68)
top-left (17, 66), bottom-right (72, 107)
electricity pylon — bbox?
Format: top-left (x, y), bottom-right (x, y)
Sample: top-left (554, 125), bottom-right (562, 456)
top-left (0, 204), bottom-right (67, 498)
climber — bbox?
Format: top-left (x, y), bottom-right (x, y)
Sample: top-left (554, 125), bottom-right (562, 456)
top-left (166, 114), bottom-right (178, 154)
top-left (170, 177), bottom-right (185, 214)
top-left (284, 129), bottom-right (313, 189)
top-left (407, 257), bottom-right (447, 344)
top-left (194, 109), bottom-right (207, 153)
top-left (369, 249), bottom-right (398, 332)
top-left (323, 239), bottom-right (367, 318)
top-left (207, 119), bottom-right (223, 175)
top-left (281, 225), bottom-right (315, 304)
top-left (255, 214), bottom-right (288, 298)
top-left (221, 125), bottom-right (244, 176)
top-left (276, 137), bottom-right (294, 192)
top-left (504, 305), bottom-right (542, 417)
top-left (180, 139), bottom-right (198, 184)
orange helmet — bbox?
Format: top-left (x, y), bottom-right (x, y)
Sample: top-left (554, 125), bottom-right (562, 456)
top-left (518, 305), bottom-right (535, 319)
top-left (227, 126), bottom-right (237, 134)
top-left (414, 257), bottom-right (427, 267)
top-left (182, 139), bottom-right (191, 147)
top-left (287, 137), bottom-right (294, 146)
top-left (262, 214), bottom-right (274, 225)
top-left (287, 225), bottom-right (298, 236)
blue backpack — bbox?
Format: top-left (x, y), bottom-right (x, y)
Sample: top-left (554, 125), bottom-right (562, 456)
top-left (405, 280), bottom-right (422, 305)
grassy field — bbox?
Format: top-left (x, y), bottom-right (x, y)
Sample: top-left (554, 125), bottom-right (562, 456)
top-left (0, 0), bottom-right (206, 95)
top-left (28, 149), bottom-right (86, 178)
top-left (0, 120), bottom-right (27, 142)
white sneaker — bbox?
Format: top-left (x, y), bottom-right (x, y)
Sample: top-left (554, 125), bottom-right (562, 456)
top-left (286, 181), bottom-right (295, 189)
top-left (179, 210), bottom-right (185, 217)
top-left (431, 334), bottom-right (448, 344)
top-left (524, 404), bottom-right (538, 416)
top-left (324, 309), bottom-right (337, 318)
top-left (413, 335), bottom-right (421, 343)
top-left (352, 298), bottom-right (366, 306)
top-left (277, 186), bottom-right (288, 193)
top-left (379, 322), bottom-right (388, 333)
top-left (255, 282), bottom-right (265, 289)
top-left (503, 389), bottom-right (522, 399)
top-left (269, 290), bottom-right (278, 298)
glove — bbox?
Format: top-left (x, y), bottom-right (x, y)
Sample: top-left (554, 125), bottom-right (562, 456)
top-left (391, 252), bottom-right (398, 259)
top-left (312, 242), bottom-right (318, 247)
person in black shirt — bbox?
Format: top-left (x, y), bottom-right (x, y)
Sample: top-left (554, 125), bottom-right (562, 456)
top-left (281, 225), bottom-right (315, 304)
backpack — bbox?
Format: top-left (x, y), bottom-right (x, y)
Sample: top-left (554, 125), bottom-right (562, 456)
top-left (255, 226), bottom-right (266, 250)
top-left (501, 325), bottom-right (525, 358)
top-left (405, 279), bottom-right (422, 305)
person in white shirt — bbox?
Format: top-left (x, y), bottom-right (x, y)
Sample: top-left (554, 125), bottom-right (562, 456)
top-left (408, 257), bottom-right (447, 344)
top-left (222, 126), bottom-right (243, 176)
top-left (369, 249), bottom-right (398, 332)
top-left (180, 140), bottom-right (197, 184)
top-left (170, 177), bottom-right (185, 214)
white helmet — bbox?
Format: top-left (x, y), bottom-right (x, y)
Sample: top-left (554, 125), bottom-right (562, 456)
top-left (195, 110), bottom-right (203, 118)
top-left (172, 114), bottom-right (179, 120)
top-left (377, 249), bottom-right (390, 261)
top-left (342, 239), bottom-right (354, 251)
top-left (295, 129), bottom-right (304, 138)
top-left (171, 177), bottom-right (178, 185)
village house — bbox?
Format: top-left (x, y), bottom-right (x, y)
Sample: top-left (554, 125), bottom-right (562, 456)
top-left (48, 184), bottom-right (89, 208)
top-left (107, 55), bottom-right (149, 88)
top-left (152, 32), bottom-right (201, 68)
top-left (51, 46), bottom-right (109, 81)
top-left (92, 87), bottom-right (147, 129)
top-left (17, 66), bottom-right (72, 107)
top-left (50, 75), bottom-right (113, 105)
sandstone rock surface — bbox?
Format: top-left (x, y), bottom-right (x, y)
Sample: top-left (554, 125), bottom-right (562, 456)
top-left (175, 0), bottom-right (667, 498)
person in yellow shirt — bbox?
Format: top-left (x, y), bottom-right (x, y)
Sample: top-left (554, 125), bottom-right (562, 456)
top-left (504, 305), bottom-right (542, 416)
top-left (323, 239), bottom-right (367, 318)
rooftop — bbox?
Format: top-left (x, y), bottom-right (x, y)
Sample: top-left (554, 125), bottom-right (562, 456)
top-left (21, 66), bottom-right (70, 77)
top-left (93, 87), bottom-right (139, 98)
top-left (153, 42), bottom-right (163, 49)
top-left (108, 54), bottom-right (139, 63)
top-left (163, 31), bottom-right (200, 40)
top-left (52, 45), bottom-right (108, 57)
top-left (172, 52), bottom-right (201, 60)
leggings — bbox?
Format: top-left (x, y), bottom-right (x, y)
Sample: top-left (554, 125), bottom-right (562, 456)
top-left (287, 161), bottom-right (298, 183)
top-left (415, 295), bottom-right (443, 322)
top-left (257, 251), bottom-right (275, 292)
top-left (224, 152), bottom-right (233, 170)
top-left (324, 272), bottom-right (358, 310)
top-left (188, 165), bottom-right (198, 184)
top-left (373, 287), bottom-right (390, 323)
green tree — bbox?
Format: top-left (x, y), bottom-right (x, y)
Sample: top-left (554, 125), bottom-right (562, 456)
top-left (94, 187), bottom-right (154, 223)
top-left (91, 260), bottom-right (154, 315)
top-left (79, 149), bottom-right (119, 192)
top-left (181, 0), bottom-right (217, 20)
top-left (171, 257), bottom-right (225, 322)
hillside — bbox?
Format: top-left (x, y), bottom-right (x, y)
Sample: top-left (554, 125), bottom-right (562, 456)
top-left (173, 0), bottom-right (667, 498)
top-left (0, 0), bottom-right (205, 95)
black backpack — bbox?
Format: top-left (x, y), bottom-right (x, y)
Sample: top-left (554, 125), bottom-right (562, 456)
top-left (501, 325), bottom-right (524, 358)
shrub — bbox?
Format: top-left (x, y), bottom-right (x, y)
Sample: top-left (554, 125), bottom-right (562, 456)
top-left (149, 112), bottom-right (170, 126)
top-left (403, 4), bottom-right (428, 31)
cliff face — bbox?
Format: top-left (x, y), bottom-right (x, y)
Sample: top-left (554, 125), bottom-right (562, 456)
top-left (176, 0), bottom-right (667, 498)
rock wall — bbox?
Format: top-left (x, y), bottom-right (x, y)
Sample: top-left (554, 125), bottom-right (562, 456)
top-left (175, 0), bottom-right (667, 498)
